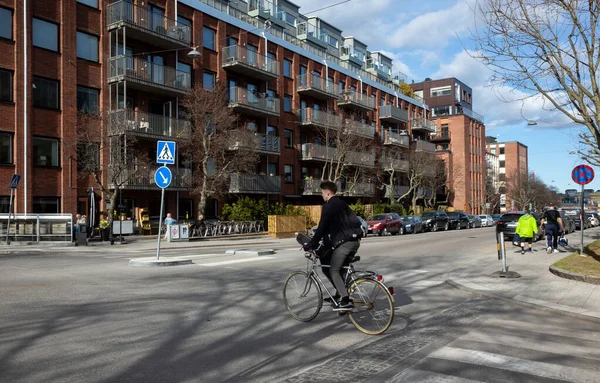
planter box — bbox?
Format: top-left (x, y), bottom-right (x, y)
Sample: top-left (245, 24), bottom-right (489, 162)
top-left (268, 215), bottom-right (306, 238)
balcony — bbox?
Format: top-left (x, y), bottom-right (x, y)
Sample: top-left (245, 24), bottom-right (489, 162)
top-left (298, 108), bottom-right (342, 129)
top-left (300, 144), bottom-right (375, 167)
top-left (107, 56), bottom-right (191, 96)
top-left (414, 140), bottom-right (436, 153)
top-left (366, 61), bottom-right (391, 80)
top-left (345, 120), bottom-right (375, 138)
top-left (382, 130), bottom-right (409, 148)
top-left (230, 133), bottom-right (280, 154)
top-left (228, 87), bottom-right (280, 117)
top-left (390, 185), bottom-right (410, 198)
top-left (297, 23), bottom-right (330, 49)
top-left (411, 117), bottom-right (436, 133)
top-left (248, 0), bottom-right (292, 29)
top-left (222, 45), bottom-right (279, 81)
top-left (108, 109), bottom-right (190, 139)
top-left (382, 158), bottom-right (409, 172)
top-left (229, 174), bottom-right (281, 194)
top-left (297, 74), bottom-right (339, 100)
top-left (109, 167), bottom-right (192, 191)
top-left (337, 90), bottom-right (375, 111)
top-left (345, 182), bottom-right (375, 197)
top-left (430, 131), bottom-right (451, 142)
top-left (379, 105), bottom-right (408, 124)
top-left (340, 46), bottom-right (365, 67)
top-left (302, 178), bottom-right (340, 195)
top-left (106, 1), bottom-right (191, 49)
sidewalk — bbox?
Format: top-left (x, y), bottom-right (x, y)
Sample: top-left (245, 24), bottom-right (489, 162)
top-left (446, 228), bottom-right (600, 323)
top-left (0, 233), bottom-right (294, 255)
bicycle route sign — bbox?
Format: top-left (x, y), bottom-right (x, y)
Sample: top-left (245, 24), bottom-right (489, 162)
top-left (154, 166), bottom-right (172, 189)
top-left (571, 164), bottom-right (594, 185)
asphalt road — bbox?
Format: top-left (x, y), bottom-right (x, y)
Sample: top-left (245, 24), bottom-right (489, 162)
top-left (1, 227), bottom-right (599, 382)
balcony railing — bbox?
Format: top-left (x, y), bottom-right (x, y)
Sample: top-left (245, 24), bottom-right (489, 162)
top-left (340, 45), bottom-right (365, 67)
top-left (108, 109), bottom-right (191, 139)
top-left (298, 108), bottom-right (342, 128)
top-left (461, 108), bottom-right (485, 124)
top-left (337, 90), bottom-right (375, 111)
top-left (229, 174), bottom-right (281, 194)
top-left (382, 158), bottom-right (409, 172)
top-left (107, 56), bottom-right (191, 94)
top-left (414, 140), bottom-right (436, 153)
top-left (366, 60), bottom-right (392, 80)
top-left (106, 1), bottom-right (191, 46)
top-left (297, 74), bottom-right (339, 99)
top-left (391, 185), bottom-right (410, 198)
top-left (110, 167), bottom-right (192, 190)
top-left (297, 22), bottom-right (332, 49)
top-left (228, 86), bottom-right (280, 117)
top-left (382, 130), bottom-right (409, 148)
top-left (257, 133), bottom-right (280, 154)
top-left (345, 120), bottom-right (375, 138)
top-left (430, 131), bottom-right (451, 141)
top-left (410, 117), bottom-right (436, 133)
top-left (346, 182), bottom-right (375, 197)
top-left (248, 0), bottom-right (294, 29)
top-left (302, 178), bottom-right (340, 195)
top-left (222, 45), bottom-right (280, 80)
top-left (379, 105), bottom-right (408, 123)
top-left (300, 143), bottom-right (375, 167)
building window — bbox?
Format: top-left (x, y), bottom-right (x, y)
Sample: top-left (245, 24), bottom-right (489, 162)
top-left (33, 137), bottom-right (59, 167)
top-left (77, 86), bottom-right (99, 113)
top-left (0, 69), bottom-right (13, 102)
top-left (339, 81), bottom-right (345, 93)
top-left (177, 61), bottom-right (192, 88)
top-left (33, 18), bottom-right (59, 52)
top-left (226, 36), bottom-right (237, 46)
top-left (283, 95), bottom-right (292, 112)
top-left (284, 165), bottom-right (294, 183)
top-left (430, 86), bottom-right (452, 97)
top-left (77, 0), bottom-right (98, 8)
top-left (267, 162), bottom-right (278, 176)
top-left (267, 126), bottom-right (277, 136)
top-left (177, 16), bottom-right (192, 32)
top-left (32, 77), bottom-right (59, 109)
top-left (203, 27), bottom-right (215, 50)
top-left (203, 71), bottom-right (216, 91)
top-left (432, 106), bottom-right (451, 117)
top-left (499, 174), bottom-right (506, 182)
top-left (33, 197), bottom-right (60, 213)
top-left (0, 133), bottom-right (12, 164)
top-left (0, 196), bottom-right (8, 213)
top-left (499, 160), bottom-right (505, 168)
top-left (500, 147), bottom-right (505, 155)
top-left (77, 142), bottom-right (99, 170)
top-left (76, 31), bottom-right (99, 62)
top-left (0, 7), bottom-right (12, 40)
top-left (283, 59), bottom-right (292, 78)
top-left (283, 129), bottom-right (293, 147)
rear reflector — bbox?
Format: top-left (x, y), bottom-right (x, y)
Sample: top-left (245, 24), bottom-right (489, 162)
top-left (377, 275), bottom-right (383, 282)
top-left (388, 286), bottom-right (394, 295)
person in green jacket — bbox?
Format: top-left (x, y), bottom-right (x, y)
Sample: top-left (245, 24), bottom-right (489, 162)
top-left (516, 209), bottom-right (538, 254)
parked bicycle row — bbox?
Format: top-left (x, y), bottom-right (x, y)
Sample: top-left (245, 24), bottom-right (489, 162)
top-left (186, 220), bottom-right (266, 237)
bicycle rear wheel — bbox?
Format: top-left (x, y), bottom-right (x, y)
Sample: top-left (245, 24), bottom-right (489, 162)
top-left (348, 279), bottom-right (394, 335)
top-left (283, 271), bottom-right (323, 322)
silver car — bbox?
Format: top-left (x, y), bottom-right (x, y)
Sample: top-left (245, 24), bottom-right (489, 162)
top-left (478, 214), bottom-right (493, 227)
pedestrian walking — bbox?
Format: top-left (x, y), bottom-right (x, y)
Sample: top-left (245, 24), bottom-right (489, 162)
top-left (515, 209), bottom-right (538, 254)
top-left (543, 203), bottom-right (564, 254)
top-left (164, 213), bottom-right (176, 239)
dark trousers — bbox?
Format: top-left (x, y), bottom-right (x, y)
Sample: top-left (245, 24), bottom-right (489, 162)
top-left (320, 240), bottom-right (360, 298)
top-left (546, 223), bottom-right (559, 249)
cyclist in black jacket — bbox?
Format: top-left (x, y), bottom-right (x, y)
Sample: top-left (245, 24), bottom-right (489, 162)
top-left (304, 181), bottom-right (363, 311)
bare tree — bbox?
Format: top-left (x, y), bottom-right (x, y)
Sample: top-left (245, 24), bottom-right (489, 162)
top-left (471, 0), bottom-right (600, 163)
top-left (423, 157), bottom-right (450, 209)
top-left (181, 82), bottom-right (259, 216)
top-left (505, 169), bottom-right (551, 211)
top-left (484, 172), bottom-right (501, 214)
top-left (71, 112), bottom-right (151, 228)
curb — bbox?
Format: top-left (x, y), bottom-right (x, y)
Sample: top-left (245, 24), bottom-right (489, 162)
top-left (445, 278), bottom-right (600, 324)
top-left (225, 249), bottom-right (275, 256)
top-left (549, 265), bottom-right (600, 285)
top-left (129, 257), bottom-right (193, 267)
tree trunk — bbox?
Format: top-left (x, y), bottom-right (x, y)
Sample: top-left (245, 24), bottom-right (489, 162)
top-left (197, 176), bottom-right (208, 218)
top-left (411, 195), bottom-right (418, 214)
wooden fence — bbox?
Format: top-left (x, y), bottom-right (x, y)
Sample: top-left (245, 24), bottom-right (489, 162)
top-left (268, 215), bottom-right (307, 238)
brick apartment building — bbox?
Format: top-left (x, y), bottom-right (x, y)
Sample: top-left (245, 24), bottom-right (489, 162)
top-left (411, 78), bottom-right (486, 214)
top-left (0, 0), bottom-right (436, 222)
top-left (485, 137), bottom-right (528, 212)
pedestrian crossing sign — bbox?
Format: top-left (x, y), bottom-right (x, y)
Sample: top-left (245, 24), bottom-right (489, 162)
top-left (156, 141), bottom-right (176, 165)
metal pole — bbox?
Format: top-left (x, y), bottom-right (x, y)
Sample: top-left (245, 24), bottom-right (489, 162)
top-left (119, 188), bottom-right (123, 242)
top-left (499, 231), bottom-right (507, 272)
top-left (580, 183), bottom-right (585, 256)
top-left (156, 187), bottom-right (166, 260)
top-left (6, 189), bottom-right (14, 244)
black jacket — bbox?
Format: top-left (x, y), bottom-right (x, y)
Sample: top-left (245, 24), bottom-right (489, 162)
top-left (310, 196), bottom-right (362, 249)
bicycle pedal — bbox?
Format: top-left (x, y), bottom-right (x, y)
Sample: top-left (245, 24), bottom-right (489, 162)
top-left (337, 311), bottom-right (348, 316)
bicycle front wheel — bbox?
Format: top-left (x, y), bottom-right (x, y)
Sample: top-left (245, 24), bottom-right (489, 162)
top-left (348, 279), bottom-right (394, 335)
top-left (283, 271), bottom-right (323, 322)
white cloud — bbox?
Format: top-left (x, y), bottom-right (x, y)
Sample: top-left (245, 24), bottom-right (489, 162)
top-left (434, 50), bottom-right (574, 130)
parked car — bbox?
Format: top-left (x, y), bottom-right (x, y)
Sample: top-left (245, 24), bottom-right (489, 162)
top-left (401, 215), bottom-right (424, 234)
top-left (496, 212), bottom-right (544, 241)
top-left (367, 213), bottom-right (403, 236)
top-left (563, 209), bottom-right (590, 230)
top-left (478, 214), bottom-right (494, 227)
top-left (310, 216), bottom-right (369, 238)
top-left (447, 211), bottom-right (470, 230)
top-left (468, 215), bottom-right (483, 228)
top-left (491, 214), bottom-right (502, 224)
top-left (560, 211), bottom-right (576, 234)
top-left (586, 212), bottom-right (599, 227)
top-left (421, 211), bottom-right (450, 232)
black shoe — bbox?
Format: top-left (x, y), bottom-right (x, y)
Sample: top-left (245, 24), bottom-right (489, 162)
top-left (332, 297), bottom-right (353, 311)
top-left (324, 295), bottom-right (340, 304)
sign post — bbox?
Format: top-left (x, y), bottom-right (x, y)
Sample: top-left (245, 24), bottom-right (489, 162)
top-left (155, 141), bottom-right (176, 260)
top-left (571, 164), bottom-right (594, 256)
top-left (6, 174), bottom-right (21, 245)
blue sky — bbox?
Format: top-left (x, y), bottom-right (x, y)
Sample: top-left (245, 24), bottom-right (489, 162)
top-left (293, 0), bottom-right (597, 193)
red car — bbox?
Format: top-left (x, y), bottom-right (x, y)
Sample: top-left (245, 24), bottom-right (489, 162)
top-left (367, 213), bottom-right (403, 236)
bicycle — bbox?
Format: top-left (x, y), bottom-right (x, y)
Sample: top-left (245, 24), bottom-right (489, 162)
top-left (282, 233), bottom-right (395, 335)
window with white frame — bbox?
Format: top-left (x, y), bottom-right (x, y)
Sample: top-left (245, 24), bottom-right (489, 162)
top-left (430, 86), bottom-right (452, 97)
